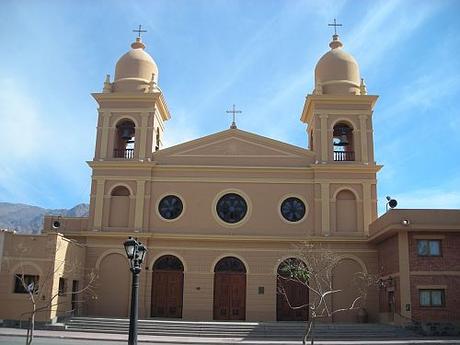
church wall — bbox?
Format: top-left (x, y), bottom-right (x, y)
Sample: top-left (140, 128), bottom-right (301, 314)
top-left (377, 235), bottom-right (399, 277)
top-left (148, 181), bottom-right (316, 237)
top-left (137, 238), bottom-right (377, 321)
top-left (87, 251), bottom-right (131, 317)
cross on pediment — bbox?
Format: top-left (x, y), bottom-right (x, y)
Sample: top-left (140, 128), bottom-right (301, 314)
top-left (226, 104), bottom-right (242, 129)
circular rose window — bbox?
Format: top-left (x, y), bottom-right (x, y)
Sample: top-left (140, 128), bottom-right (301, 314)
top-left (158, 195), bottom-right (183, 220)
top-left (280, 197), bottom-right (306, 222)
top-left (216, 193), bottom-right (247, 224)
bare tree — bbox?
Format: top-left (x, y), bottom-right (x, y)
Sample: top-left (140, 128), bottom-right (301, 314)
top-left (277, 242), bottom-right (376, 345)
top-left (5, 237), bottom-right (96, 345)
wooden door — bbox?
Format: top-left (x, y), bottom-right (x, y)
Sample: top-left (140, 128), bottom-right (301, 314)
top-left (277, 277), bottom-right (309, 321)
top-left (151, 270), bottom-right (184, 318)
top-left (214, 272), bottom-right (246, 320)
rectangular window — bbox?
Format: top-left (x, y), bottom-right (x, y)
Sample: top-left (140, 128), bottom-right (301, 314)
top-left (14, 274), bottom-right (39, 294)
top-left (417, 240), bottom-right (441, 256)
top-left (58, 278), bottom-right (67, 295)
top-left (419, 289), bottom-right (445, 307)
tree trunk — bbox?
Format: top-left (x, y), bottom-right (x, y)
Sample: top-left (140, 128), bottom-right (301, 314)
top-left (310, 317), bottom-right (315, 345)
top-left (26, 303), bottom-right (35, 345)
top-left (303, 319), bottom-right (312, 345)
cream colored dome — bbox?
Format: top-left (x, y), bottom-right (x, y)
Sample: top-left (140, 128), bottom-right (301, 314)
top-left (113, 38), bottom-right (158, 92)
top-left (314, 35), bottom-right (361, 95)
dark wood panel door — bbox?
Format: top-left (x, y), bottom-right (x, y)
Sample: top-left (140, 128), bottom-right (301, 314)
top-left (213, 273), bottom-right (246, 320)
top-left (277, 277), bottom-right (309, 321)
top-left (151, 271), bottom-right (184, 318)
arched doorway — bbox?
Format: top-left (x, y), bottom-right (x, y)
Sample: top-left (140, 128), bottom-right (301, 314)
top-left (213, 257), bottom-right (246, 320)
top-left (91, 253), bottom-right (130, 317)
top-left (151, 255), bottom-right (184, 318)
top-left (332, 259), bottom-right (362, 322)
top-left (277, 258), bottom-right (309, 321)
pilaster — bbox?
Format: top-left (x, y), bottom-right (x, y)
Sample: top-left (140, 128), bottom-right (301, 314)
top-left (134, 180), bottom-right (146, 231)
top-left (99, 112), bottom-right (111, 160)
top-left (319, 114), bottom-right (328, 162)
top-left (359, 115), bottom-right (368, 164)
top-left (321, 183), bottom-right (330, 235)
top-left (93, 179), bottom-right (105, 230)
top-left (362, 182), bottom-right (371, 235)
top-left (138, 112), bottom-right (149, 160)
top-left (398, 231), bottom-right (412, 319)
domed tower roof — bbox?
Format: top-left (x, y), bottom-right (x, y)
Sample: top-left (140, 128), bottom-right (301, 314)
top-left (113, 37), bottom-right (159, 92)
top-left (314, 34), bottom-right (361, 95)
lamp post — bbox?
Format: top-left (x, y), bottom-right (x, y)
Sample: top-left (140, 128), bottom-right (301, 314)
top-left (123, 237), bottom-right (147, 345)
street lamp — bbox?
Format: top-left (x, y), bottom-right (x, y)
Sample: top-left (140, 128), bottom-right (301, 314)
top-left (123, 237), bottom-right (147, 345)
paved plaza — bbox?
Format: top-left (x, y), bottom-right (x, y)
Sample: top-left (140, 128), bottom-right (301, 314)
top-left (1, 328), bottom-right (460, 345)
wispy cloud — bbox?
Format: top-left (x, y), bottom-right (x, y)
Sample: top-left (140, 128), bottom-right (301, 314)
top-left (0, 78), bottom-right (48, 158)
top-left (348, 0), bottom-right (440, 71)
top-left (377, 178), bottom-right (460, 215)
top-left (395, 187), bottom-right (460, 210)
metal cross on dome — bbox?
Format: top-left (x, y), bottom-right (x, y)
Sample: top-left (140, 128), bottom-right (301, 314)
top-left (328, 18), bottom-right (342, 35)
top-left (133, 24), bottom-right (147, 38)
top-left (226, 104), bottom-right (242, 129)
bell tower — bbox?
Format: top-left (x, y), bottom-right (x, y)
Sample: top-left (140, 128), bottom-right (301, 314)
top-left (301, 33), bottom-right (378, 165)
top-left (88, 35), bottom-right (170, 232)
top-left (300, 31), bottom-right (380, 235)
top-left (92, 37), bottom-right (170, 162)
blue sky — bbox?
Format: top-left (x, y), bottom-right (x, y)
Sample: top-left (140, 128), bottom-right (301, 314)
top-left (0, 0), bottom-right (459, 215)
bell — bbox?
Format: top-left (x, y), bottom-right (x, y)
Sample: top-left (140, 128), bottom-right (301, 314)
top-left (118, 123), bottom-right (135, 142)
top-left (120, 127), bottom-right (133, 141)
top-left (335, 134), bottom-right (349, 146)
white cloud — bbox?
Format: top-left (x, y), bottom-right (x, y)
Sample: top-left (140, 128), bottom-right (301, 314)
top-left (394, 188), bottom-right (460, 210)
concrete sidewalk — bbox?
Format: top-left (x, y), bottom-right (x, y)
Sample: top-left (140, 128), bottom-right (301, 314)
top-left (1, 327), bottom-right (460, 344)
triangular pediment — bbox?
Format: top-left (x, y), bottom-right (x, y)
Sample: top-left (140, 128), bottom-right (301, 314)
top-left (154, 129), bottom-right (315, 167)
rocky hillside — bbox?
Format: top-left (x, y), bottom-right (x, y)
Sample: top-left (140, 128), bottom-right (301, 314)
top-left (0, 202), bottom-right (89, 234)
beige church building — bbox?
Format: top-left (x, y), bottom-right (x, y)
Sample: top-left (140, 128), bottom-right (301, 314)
top-left (1, 32), bottom-right (459, 326)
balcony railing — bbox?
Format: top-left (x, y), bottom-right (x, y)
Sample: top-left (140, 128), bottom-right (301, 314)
top-left (113, 148), bottom-right (134, 159)
top-left (334, 151), bottom-right (355, 161)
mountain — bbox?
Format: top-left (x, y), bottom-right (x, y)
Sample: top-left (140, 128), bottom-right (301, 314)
top-left (0, 202), bottom-right (89, 234)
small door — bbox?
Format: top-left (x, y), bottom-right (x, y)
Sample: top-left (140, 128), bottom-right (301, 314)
top-left (151, 255), bottom-right (184, 318)
top-left (277, 258), bottom-right (309, 321)
top-left (213, 257), bottom-right (247, 320)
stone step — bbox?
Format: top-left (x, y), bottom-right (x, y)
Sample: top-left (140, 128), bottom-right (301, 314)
top-left (64, 318), bottom-right (418, 339)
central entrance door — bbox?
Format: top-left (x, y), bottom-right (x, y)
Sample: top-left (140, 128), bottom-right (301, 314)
top-left (151, 255), bottom-right (184, 318)
top-left (277, 258), bottom-right (309, 321)
top-left (213, 257), bottom-right (246, 320)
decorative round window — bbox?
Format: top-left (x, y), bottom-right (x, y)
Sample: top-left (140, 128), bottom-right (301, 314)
top-left (216, 193), bottom-right (247, 224)
top-left (158, 195), bottom-right (183, 220)
top-left (280, 197), bottom-right (306, 222)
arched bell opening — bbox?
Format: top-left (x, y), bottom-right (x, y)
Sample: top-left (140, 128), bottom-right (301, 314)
top-left (276, 258), bottom-right (309, 321)
top-left (114, 119), bottom-right (136, 159)
top-left (151, 255), bottom-right (184, 318)
top-left (213, 256), bottom-right (246, 320)
top-left (333, 122), bottom-right (354, 161)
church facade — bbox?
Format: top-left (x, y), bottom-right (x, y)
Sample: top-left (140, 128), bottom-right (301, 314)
top-left (0, 32), bottom-right (459, 325)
